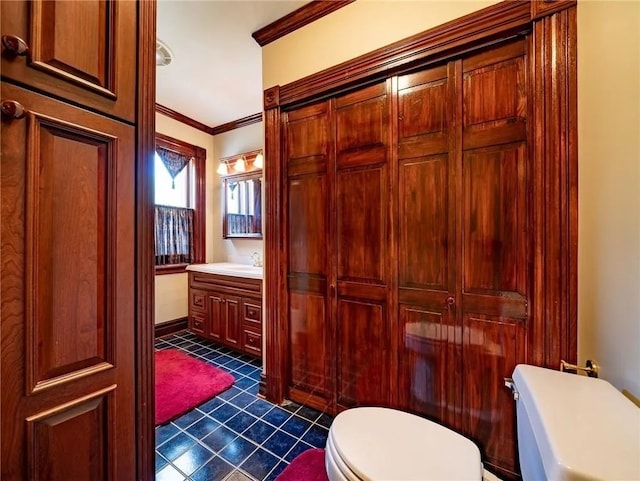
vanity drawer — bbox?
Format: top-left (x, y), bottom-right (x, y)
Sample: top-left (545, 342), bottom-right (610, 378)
top-left (190, 313), bottom-right (206, 335)
top-left (190, 289), bottom-right (207, 311)
top-left (242, 329), bottom-right (261, 357)
top-left (243, 301), bottom-right (262, 326)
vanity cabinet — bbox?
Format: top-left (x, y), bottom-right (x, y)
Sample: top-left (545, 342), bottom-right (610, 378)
top-left (188, 272), bottom-right (262, 358)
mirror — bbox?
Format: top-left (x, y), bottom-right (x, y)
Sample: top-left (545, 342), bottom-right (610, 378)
top-left (223, 172), bottom-right (262, 238)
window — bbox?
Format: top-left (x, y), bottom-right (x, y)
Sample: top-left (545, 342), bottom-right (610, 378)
top-left (154, 133), bottom-right (206, 274)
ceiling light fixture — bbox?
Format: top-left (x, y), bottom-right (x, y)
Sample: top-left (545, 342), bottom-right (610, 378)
top-left (216, 160), bottom-right (228, 175)
top-left (235, 156), bottom-right (246, 172)
top-left (254, 152), bottom-right (264, 169)
top-left (156, 39), bottom-right (173, 67)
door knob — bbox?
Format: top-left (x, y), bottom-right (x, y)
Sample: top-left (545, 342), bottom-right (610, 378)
top-left (445, 296), bottom-right (455, 306)
top-left (1, 35), bottom-right (29, 57)
top-left (1, 100), bottom-right (27, 120)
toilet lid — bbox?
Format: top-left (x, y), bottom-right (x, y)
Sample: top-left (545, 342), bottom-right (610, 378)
top-left (329, 407), bottom-right (482, 481)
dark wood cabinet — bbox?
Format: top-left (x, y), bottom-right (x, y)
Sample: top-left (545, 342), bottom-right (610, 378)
top-left (272, 25), bottom-right (577, 477)
top-left (189, 272), bottom-right (263, 358)
top-left (1, 2), bottom-right (154, 479)
top-left (1, 0), bottom-right (137, 122)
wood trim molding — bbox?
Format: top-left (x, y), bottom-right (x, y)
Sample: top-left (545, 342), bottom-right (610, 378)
top-left (154, 317), bottom-right (188, 338)
top-left (531, 0), bottom-right (577, 21)
top-left (267, 0), bottom-right (532, 108)
top-left (264, 103), bottom-right (285, 404)
top-left (264, 87), bottom-right (279, 110)
top-left (155, 103), bottom-right (211, 135)
top-left (210, 113), bottom-right (263, 136)
top-left (135, 1), bottom-right (156, 480)
top-left (252, 0), bottom-right (355, 47)
top-left (156, 104), bottom-right (263, 136)
top-left (530, 6), bottom-right (578, 368)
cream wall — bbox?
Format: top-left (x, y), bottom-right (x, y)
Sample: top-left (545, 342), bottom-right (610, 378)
top-left (263, 0), bottom-right (500, 87)
top-left (262, 1), bottom-right (640, 395)
top-left (213, 122), bottom-right (265, 266)
top-left (155, 113), bottom-right (215, 324)
top-left (577, 1), bottom-right (640, 397)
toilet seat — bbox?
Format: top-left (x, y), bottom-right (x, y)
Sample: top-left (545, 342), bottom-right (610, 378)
top-left (326, 407), bottom-right (482, 481)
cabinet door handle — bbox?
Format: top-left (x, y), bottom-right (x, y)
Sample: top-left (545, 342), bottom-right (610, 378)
top-left (1, 100), bottom-right (27, 120)
top-left (2, 35), bottom-right (29, 57)
top-left (445, 296), bottom-right (455, 306)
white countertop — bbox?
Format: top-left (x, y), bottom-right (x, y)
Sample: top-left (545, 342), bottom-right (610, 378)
top-left (186, 262), bottom-right (263, 280)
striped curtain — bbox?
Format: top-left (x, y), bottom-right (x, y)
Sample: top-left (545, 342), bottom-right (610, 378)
top-left (155, 205), bottom-right (194, 265)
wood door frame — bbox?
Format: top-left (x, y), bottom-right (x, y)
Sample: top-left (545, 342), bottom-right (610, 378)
top-left (136, 0), bottom-right (157, 480)
top-left (264, 0), bottom-right (578, 411)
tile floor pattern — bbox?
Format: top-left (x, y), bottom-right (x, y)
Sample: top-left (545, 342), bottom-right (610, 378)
top-left (155, 331), bottom-right (332, 481)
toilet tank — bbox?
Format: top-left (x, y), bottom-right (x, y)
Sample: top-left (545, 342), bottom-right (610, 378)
top-left (512, 364), bottom-right (640, 481)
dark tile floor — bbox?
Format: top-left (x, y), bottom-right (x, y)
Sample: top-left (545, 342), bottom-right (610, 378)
top-left (155, 331), bottom-right (332, 481)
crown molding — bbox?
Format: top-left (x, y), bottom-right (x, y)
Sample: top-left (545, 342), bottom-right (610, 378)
top-left (155, 103), bottom-right (211, 134)
top-left (252, 0), bottom-right (355, 47)
top-left (210, 112), bottom-right (263, 136)
top-left (155, 104), bottom-right (262, 136)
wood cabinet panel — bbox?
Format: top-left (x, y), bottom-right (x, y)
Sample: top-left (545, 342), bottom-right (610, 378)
top-left (26, 107), bottom-right (118, 393)
top-left (1, 0), bottom-right (136, 122)
top-left (190, 313), bottom-right (206, 335)
top-left (399, 155), bottom-right (449, 290)
top-left (398, 69), bottom-right (448, 140)
top-left (462, 314), bottom-right (527, 473)
top-left (286, 102), bottom-right (329, 161)
top-left (243, 301), bottom-right (262, 327)
top-left (336, 166), bottom-right (387, 284)
top-left (208, 293), bottom-right (224, 342)
top-left (289, 175), bottom-right (327, 276)
top-left (242, 330), bottom-right (262, 357)
top-left (398, 305), bottom-right (459, 426)
top-left (224, 295), bottom-right (241, 348)
top-left (1, 82), bottom-right (135, 481)
top-left (337, 299), bottom-right (389, 408)
top-left (190, 290), bottom-right (207, 311)
top-left (288, 292), bottom-right (330, 401)
top-left (26, 387), bottom-right (114, 481)
top-left (463, 143), bottom-right (528, 297)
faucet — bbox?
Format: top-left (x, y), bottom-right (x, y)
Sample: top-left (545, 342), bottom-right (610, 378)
top-left (251, 252), bottom-right (263, 267)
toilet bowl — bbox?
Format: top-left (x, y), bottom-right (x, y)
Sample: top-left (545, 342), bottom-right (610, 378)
top-left (325, 407), bottom-right (483, 481)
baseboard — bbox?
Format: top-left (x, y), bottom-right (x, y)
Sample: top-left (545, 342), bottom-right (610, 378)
top-left (258, 372), bottom-right (267, 399)
top-left (155, 317), bottom-right (188, 338)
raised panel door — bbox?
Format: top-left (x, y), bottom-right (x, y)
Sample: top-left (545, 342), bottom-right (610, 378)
top-left (336, 299), bottom-right (389, 407)
top-left (460, 40), bottom-right (530, 475)
top-left (224, 295), bottom-right (241, 348)
top-left (334, 82), bottom-right (391, 408)
top-left (1, 0), bottom-right (136, 122)
top-left (208, 293), bottom-right (224, 342)
top-left (396, 64), bottom-right (460, 428)
top-left (285, 100), bottom-right (332, 410)
top-left (1, 82), bottom-right (135, 481)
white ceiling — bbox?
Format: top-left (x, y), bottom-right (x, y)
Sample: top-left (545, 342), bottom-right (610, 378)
top-left (156, 0), bottom-right (307, 128)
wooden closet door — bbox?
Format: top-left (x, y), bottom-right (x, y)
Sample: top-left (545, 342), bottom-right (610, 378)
top-left (459, 39), bottom-right (530, 475)
top-left (334, 82), bottom-right (391, 409)
top-left (396, 64), bottom-right (460, 428)
top-left (1, 82), bottom-right (135, 481)
top-left (285, 101), bottom-right (333, 411)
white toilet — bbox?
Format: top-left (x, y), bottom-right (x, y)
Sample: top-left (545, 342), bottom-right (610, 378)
top-left (325, 364), bottom-right (640, 481)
